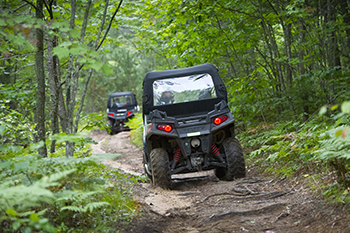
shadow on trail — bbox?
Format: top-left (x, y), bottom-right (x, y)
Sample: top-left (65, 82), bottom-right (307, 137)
top-left (171, 173), bottom-right (217, 190)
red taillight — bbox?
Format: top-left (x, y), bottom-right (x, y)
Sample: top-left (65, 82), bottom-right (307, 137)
top-left (109, 113), bottom-right (115, 117)
top-left (214, 115), bottom-right (228, 125)
top-left (157, 124), bottom-right (172, 132)
top-left (127, 111), bottom-right (132, 116)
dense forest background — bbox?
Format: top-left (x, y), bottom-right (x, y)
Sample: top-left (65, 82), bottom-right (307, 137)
top-left (1, 0), bottom-right (350, 231)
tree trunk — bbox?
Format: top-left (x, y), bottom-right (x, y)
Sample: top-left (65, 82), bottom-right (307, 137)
top-left (75, 0), bottom-right (106, 133)
top-left (298, 17), bottom-right (306, 76)
top-left (339, 0), bottom-right (350, 65)
top-left (274, 0), bottom-right (293, 89)
top-left (74, 69), bottom-right (92, 133)
top-left (95, 0), bottom-right (109, 50)
top-left (35, 0), bottom-right (47, 157)
top-left (266, 0), bottom-right (296, 115)
top-left (66, 0), bottom-right (122, 155)
top-left (46, 35), bottom-right (60, 153)
top-left (283, 23), bottom-right (293, 89)
top-left (326, 0), bottom-right (339, 104)
top-left (298, 16), bottom-right (310, 121)
top-left (65, 0), bottom-right (77, 157)
top-left (80, 0), bottom-right (92, 44)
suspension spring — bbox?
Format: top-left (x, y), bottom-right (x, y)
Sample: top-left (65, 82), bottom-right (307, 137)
top-left (211, 143), bottom-right (220, 156)
top-left (173, 146), bottom-right (182, 162)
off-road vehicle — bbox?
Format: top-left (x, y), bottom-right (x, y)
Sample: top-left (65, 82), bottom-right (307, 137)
top-left (142, 63), bottom-right (246, 189)
top-left (107, 91), bottom-right (139, 135)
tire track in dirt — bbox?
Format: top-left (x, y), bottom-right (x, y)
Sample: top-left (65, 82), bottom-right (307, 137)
top-left (91, 130), bottom-right (350, 233)
top-left (91, 131), bottom-right (193, 216)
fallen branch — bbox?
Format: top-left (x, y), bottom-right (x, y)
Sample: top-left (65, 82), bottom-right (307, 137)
top-left (231, 186), bottom-right (250, 195)
top-left (177, 191), bottom-right (200, 196)
top-left (220, 190), bottom-right (291, 202)
top-left (275, 211), bottom-right (290, 222)
top-left (331, 217), bottom-right (341, 228)
top-left (201, 192), bottom-right (251, 203)
top-left (207, 203), bottom-right (287, 223)
top-left (234, 177), bottom-right (266, 185)
top-left (149, 209), bottom-right (168, 217)
top-left (242, 184), bottom-right (259, 195)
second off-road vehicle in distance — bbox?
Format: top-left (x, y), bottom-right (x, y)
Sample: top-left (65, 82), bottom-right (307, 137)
top-left (142, 63), bottom-right (246, 189)
top-left (107, 91), bottom-right (139, 135)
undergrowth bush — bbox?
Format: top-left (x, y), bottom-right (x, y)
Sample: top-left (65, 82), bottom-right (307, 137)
top-left (0, 134), bottom-right (140, 232)
top-left (241, 101), bottom-right (350, 204)
top-left (0, 103), bottom-right (35, 147)
top-left (78, 111), bottom-right (107, 132)
top-left (125, 113), bottom-right (143, 148)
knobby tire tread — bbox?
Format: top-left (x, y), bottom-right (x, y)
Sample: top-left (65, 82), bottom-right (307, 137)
top-left (215, 137), bottom-right (246, 181)
top-left (150, 148), bottom-right (171, 189)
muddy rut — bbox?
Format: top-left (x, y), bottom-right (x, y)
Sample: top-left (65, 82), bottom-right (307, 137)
top-left (91, 130), bottom-right (349, 233)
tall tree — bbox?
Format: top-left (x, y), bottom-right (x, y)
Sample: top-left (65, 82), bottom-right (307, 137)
top-left (35, 0), bottom-right (47, 157)
top-left (46, 0), bottom-right (64, 153)
top-left (135, 0), bottom-right (350, 125)
top-left (0, 0), bottom-right (138, 155)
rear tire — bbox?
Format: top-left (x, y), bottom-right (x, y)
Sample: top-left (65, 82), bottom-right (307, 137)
top-left (215, 137), bottom-right (246, 181)
top-left (150, 148), bottom-right (171, 189)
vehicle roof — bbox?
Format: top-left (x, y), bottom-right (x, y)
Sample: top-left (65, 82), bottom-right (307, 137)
top-left (143, 63), bottom-right (219, 83)
top-left (108, 91), bottom-right (135, 98)
top-left (142, 63), bottom-right (228, 117)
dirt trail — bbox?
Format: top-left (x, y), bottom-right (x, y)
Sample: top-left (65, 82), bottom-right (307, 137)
top-left (91, 130), bottom-right (349, 233)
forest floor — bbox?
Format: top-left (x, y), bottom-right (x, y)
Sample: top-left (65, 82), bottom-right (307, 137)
top-left (90, 130), bottom-right (350, 233)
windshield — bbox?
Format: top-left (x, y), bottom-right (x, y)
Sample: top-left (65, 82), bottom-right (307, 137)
top-left (110, 95), bottom-right (133, 108)
top-left (153, 73), bottom-right (217, 106)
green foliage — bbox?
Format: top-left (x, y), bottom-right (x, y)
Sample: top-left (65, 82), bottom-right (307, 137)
top-left (125, 113), bottom-right (143, 148)
top-left (60, 201), bottom-right (110, 213)
top-left (244, 121), bottom-right (320, 174)
top-left (135, 0), bottom-right (350, 127)
top-left (322, 183), bottom-right (350, 204)
top-left (0, 84), bottom-right (36, 146)
top-left (2, 0), bottom-right (350, 227)
top-left (0, 1), bottom-right (158, 231)
top-left (0, 107), bottom-right (33, 146)
top-left (0, 144), bottom-right (140, 232)
top-left (83, 43), bottom-right (159, 114)
top-left (316, 126), bottom-right (350, 160)
top-left (78, 111), bottom-right (107, 132)
top-left (0, 11), bottom-right (36, 56)
top-left (243, 100), bottom-right (350, 203)
top-left (317, 101), bottom-right (350, 160)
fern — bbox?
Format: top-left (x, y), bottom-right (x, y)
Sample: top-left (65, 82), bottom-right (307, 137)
top-left (0, 144), bottom-right (137, 232)
top-left (56, 191), bottom-right (101, 203)
top-left (244, 102), bottom-right (350, 203)
top-left (0, 169), bottom-right (76, 212)
top-left (61, 202), bottom-right (110, 213)
top-left (316, 126), bottom-right (350, 160)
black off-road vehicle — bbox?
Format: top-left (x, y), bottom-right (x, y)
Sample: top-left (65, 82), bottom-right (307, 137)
top-left (142, 63), bottom-right (246, 189)
top-left (107, 91), bottom-right (139, 135)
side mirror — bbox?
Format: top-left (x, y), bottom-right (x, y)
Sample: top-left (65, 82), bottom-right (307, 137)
top-left (135, 105), bottom-right (140, 112)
